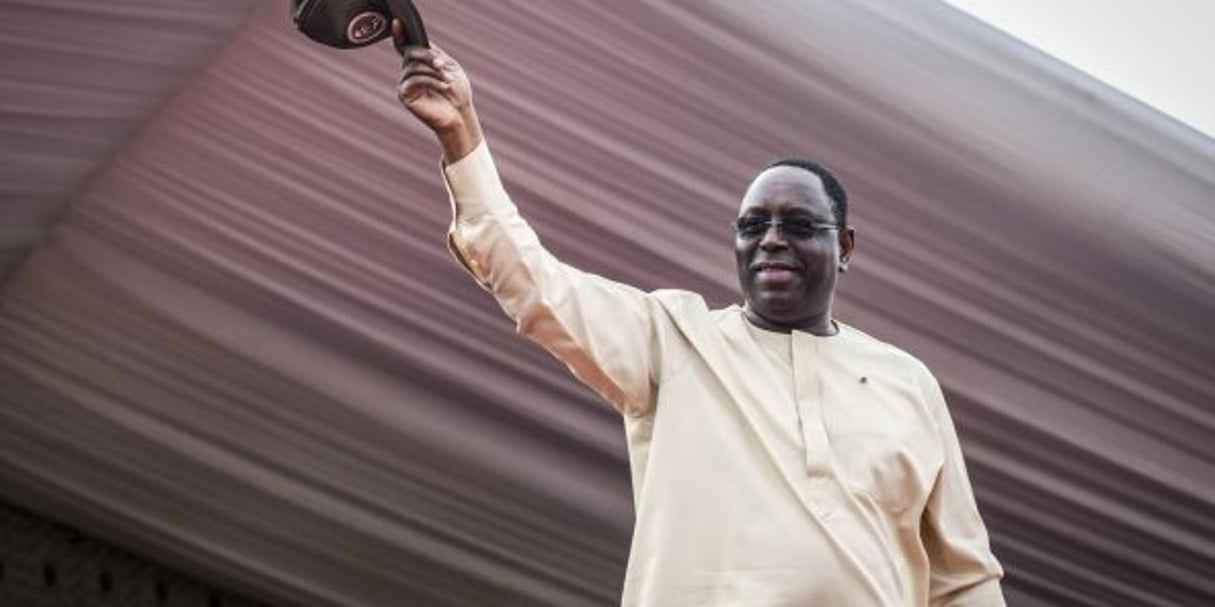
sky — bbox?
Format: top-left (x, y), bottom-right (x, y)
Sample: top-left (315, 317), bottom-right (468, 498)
top-left (944, 0), bottom-right (1215, 139)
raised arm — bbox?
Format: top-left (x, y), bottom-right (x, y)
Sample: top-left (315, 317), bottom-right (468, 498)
top-left (392, 24), bottom-right (669, 416)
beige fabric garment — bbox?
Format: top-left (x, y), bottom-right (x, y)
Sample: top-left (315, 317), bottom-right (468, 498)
top-left (443, 142), bottom-right (1004, 606)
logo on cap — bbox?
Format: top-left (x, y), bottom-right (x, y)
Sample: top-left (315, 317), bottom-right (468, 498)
top-left (347, 11), bottom-right (387, 45)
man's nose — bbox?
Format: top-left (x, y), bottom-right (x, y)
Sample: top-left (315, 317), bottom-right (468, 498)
top-left (759, 223), bottom-right (788, 249)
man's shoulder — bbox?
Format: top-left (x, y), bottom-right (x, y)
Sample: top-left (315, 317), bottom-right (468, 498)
top-left (646, 289), bottom-right (747, 335)
top-left (649, 288), bottom-right (718, 317)
top-left (838, 322), bottom-right (935, 378)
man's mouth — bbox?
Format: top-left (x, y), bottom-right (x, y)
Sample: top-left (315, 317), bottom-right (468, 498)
top-left (753, 261), bottom-right (800, 282)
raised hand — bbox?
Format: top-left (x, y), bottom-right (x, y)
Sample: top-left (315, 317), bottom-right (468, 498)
top-left (393, 19), bottom-right (481, 161)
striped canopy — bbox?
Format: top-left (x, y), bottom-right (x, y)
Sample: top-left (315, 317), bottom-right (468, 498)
top-left (2, 1), bottom-right (1212, 605)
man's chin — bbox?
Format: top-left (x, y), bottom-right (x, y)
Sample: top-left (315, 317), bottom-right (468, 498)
top-left (751, 289), bottom-right (801, 310)
top-left (747, 294), bottom-right (807, 324)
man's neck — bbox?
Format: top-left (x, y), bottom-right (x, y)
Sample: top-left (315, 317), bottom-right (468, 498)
top-left (744, 307), bottom-right (838, 336)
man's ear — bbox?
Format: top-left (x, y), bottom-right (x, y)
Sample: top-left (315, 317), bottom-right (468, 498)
top-left (839, 226), bottom-right (856, 269)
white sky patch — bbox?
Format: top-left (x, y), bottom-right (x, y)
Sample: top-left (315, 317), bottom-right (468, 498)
top-left (944, 0), bottom-right (1215, 139)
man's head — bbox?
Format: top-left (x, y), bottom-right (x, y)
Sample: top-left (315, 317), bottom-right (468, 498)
top-left (734, 159), bottom-right (855, 334)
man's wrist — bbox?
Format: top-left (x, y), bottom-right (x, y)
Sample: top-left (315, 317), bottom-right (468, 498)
top-left (437, 110), bottom-right (483, 165)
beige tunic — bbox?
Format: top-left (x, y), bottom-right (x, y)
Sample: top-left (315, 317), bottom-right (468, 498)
top-left (443, 142), bottom-right (1004, 606)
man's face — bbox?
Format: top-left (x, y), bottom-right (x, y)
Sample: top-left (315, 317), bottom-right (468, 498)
top-left (733, 166), bottom-right (855, 333)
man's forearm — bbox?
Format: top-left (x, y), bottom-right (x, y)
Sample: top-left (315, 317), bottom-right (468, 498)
top-left (438, 108), bottom-right (484, 166)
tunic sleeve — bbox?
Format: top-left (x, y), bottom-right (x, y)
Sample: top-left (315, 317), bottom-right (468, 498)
top-left (441, 141), bottom-right (661, 416)
top-left (919, 371), bottom-right (1006, 606)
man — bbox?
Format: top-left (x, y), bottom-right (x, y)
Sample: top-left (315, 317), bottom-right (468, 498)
top-left (393, 22), bottom-right (1004, 606)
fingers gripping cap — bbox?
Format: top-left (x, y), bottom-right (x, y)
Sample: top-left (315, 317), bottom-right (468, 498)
top-left (293, 0), bottom-right (427, 49)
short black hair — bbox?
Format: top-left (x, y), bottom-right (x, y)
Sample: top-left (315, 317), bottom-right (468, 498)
top-left (763, 158), bottom-right (848, 228)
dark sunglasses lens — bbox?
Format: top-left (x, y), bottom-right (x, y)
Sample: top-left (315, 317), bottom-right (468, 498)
top-left (736, 218), bottom-right (768, 238)
top-left (781, 220), bottom-right (819, 238)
